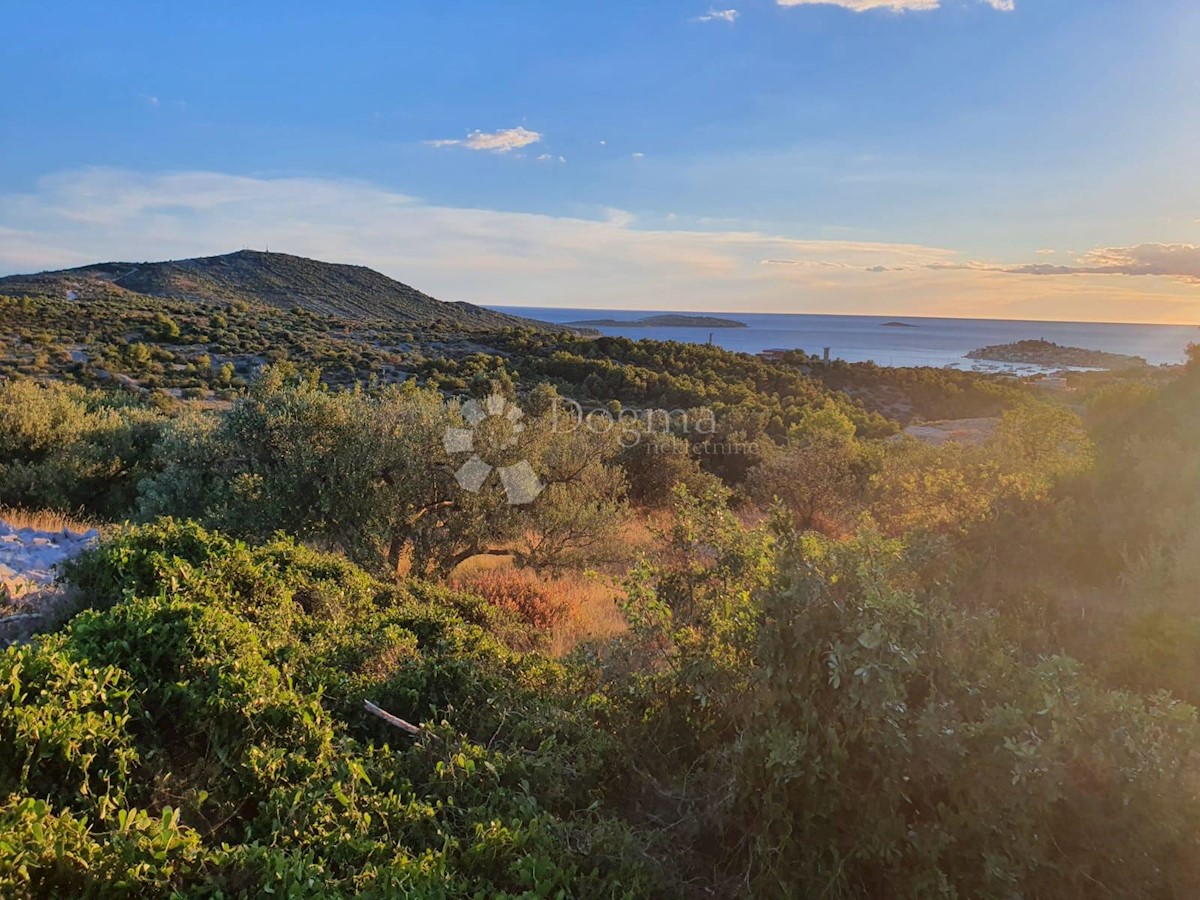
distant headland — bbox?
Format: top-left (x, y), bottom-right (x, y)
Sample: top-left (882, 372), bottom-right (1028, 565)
top-left (566, 314), bottom-right (748, 329)
top-left (966, 339), bottom-right (1148, 370)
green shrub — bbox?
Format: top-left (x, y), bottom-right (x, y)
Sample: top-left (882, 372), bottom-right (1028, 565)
top-left (0, 379), bottom-right (164, 518)
top-left (617, 498), bottom-right (1200, 898)
top-left (2, 521), bottom-right (668, 896)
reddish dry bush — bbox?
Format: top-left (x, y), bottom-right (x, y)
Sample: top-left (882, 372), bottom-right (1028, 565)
top-left (457, 569), bottom-right (569, 631)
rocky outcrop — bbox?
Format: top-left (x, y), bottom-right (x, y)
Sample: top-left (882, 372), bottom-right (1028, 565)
top-left (0, 522), bottom-right (97, 597)
top-left (0, 521), bottom-right (98, 645)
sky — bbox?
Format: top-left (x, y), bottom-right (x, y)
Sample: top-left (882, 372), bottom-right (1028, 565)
top-left (1, 0), bottom-right (1198, 323)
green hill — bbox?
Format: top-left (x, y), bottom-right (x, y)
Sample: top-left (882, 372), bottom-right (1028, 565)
top-left (0, 250), bottom-right (559, 331)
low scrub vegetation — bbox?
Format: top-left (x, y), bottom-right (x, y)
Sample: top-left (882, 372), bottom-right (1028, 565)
top-left (5, 499), bottom-right (1199, 896)
top-left (2, 521), bottom-right (666, 896)
top-left (2, 329), bottom-right (1199, 896)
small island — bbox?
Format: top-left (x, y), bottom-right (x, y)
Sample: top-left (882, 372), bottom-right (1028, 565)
top-left (966, 339), bottom-right (1147, 370)
top-left (881, 321), bottom-right (917, 328)
top-left (566, 314), bottom-right (747, 329)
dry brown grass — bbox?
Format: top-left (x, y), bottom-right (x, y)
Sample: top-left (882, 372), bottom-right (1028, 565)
top-left (452, 560), bottom-right (627, 656)
top-left (432, 510), bottom-right (671, 656)
top-left (618, 512), bottom-right (663, 560)
top-left (455, 568), bottom-right (569, 631)
top-left (0, 506), bottom-right (97, 535)
top-left (543, 570), bottom-right (627, 657)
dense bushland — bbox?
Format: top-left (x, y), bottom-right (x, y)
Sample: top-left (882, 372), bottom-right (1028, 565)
top-left (139, 369), bottom-right (629, 576)
top-left (5, 501), bottom-right (1199, 896)
top-left (0, 289), bottom-right (543, 398)
top-left (950, 347), bottom-right (1200, 704)
top-left (1, 521), bottom-right (667, 897)
top-left (617, 494), bottom-right (1200, 896)
top-left (0, 379), bottom-right (164, 519)
top-left (2, 336), bottom-right (1199, 896)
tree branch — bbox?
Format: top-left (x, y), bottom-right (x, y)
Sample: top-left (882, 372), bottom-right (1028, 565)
top-left (363, 699), bottom-right (421, 736)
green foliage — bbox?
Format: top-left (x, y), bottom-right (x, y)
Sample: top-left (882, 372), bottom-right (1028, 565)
top-left (138, 369), bottom-right (630, 575)
top-left (478, 332), bottom-right (897, 458)
top-left (619, 514), bottom-right (1200, 897)
top-left (618, 486), bottom-right (776, 769)
top-left (0, 646), bottom-right (139, 812)
top-left (0, 379), bottom-right (164, 518)
top-left (791, 352), bottom-right (1035, 422)
top-left (867, 402), bottom-right (1091, 538)
top-left (2, 521), bottom-right (669, 897)
top-left (746, 402), bottom-right (868, 532)
top-left (7, 270), bottom-right (1200, 898)
top-left (734, 530), bottom-right (1198, 897)
top-left (151, 313), bottom-right (181, 343)
top-left (966, 363), bottom-right (1200, 706)
top-left (0, 797), bottom-right (206, 898)
top-left (621, 433), bottom-right (725, 507)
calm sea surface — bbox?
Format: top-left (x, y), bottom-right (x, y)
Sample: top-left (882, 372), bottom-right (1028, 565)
top-left (489, 307), bottom-right (1199, 371)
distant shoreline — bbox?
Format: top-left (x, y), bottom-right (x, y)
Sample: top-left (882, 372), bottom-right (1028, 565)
top-left (566, 314), bottom-right (747, 329)
top-left (493, 307), bottom-right (1199, 329)
top-left (487, 306), bottom-right (1194, 368)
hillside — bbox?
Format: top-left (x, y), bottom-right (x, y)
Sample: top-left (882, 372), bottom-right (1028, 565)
top-left (0, 250), bottom-right (559, 331)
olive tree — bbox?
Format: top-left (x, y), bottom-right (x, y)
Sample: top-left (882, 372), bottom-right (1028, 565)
top-left (138, 369), bottom-right (629, 576)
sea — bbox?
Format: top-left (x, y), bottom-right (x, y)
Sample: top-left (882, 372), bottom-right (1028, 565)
top-left (488, 307), bottom-right (1199, 372)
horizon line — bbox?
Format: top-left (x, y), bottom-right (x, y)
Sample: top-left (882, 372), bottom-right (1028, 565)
top-left (487, 305), bottom-right (1200, 330)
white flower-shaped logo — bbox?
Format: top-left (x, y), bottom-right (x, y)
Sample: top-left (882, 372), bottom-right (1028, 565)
top-left (442, 394), bottom-right (544, 504)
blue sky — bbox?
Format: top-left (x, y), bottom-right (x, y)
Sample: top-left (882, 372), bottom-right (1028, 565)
top-left (2, 0), bottom-right (1198, 321)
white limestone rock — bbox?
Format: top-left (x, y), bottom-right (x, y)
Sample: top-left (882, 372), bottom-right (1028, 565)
top-left (0, 520), bottom-right (100, 604)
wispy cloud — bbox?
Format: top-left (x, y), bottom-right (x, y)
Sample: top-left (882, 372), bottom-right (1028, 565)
top-left (694, 8), bottom-right (739, 24)
top-left (0, 168), bottom-right (1194, 324)
top-left (426, 126), bottom-right (542, 153)
top-left (777, 0), bottom-right (1013, 12)
top-left (140, 94), bottom-right (188, 112)
top-left (1007, 244), bottom-right (1200, 284)
top-left (888, 244), bottom-right (1200, 286)
top-left (777, 0), bottom-right (939, 12)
